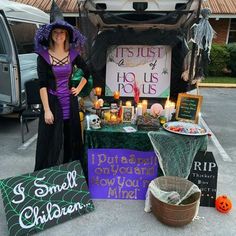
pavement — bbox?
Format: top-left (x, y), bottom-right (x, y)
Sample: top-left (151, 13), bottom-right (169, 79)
top-left (0, 139), bottom-right (235, 236)
top-left (0, 85), bottom-right (236, 236)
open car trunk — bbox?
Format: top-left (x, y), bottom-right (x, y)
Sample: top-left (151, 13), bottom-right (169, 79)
top-left (79, 0), bottom-right (202, 103)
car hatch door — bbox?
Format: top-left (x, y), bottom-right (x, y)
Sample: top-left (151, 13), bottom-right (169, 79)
top-left (0, 10), bottom-right (20, 107)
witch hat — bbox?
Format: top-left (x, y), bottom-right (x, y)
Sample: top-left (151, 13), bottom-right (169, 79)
top-left (50, 0), bottom-right (64, 23)
top-left (34, 0), bottom-right (86, 52)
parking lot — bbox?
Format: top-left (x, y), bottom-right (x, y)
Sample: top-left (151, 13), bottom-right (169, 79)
top-left (0, 87), bottom-right (235, 236)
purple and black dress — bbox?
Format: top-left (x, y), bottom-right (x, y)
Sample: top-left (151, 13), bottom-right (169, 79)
top-left (49, 53), bottom-right (72, 120)
top-left (34, 49), bottom-right (90, 172)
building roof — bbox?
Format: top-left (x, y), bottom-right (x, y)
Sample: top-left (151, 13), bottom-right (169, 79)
top-left (202, 0), bottom-right (236, 15)
top-left (11, 0), bottom-right (236, 15)
top-left (10, 0), bottom-right (80, 14)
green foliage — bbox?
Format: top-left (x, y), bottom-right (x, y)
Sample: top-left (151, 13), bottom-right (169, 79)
top-left (226, 43), bottom-right (236, 76)
top-left (208, 44), bottom-right (230, 76)
top-left (203, 76), bottom-right (236, 83)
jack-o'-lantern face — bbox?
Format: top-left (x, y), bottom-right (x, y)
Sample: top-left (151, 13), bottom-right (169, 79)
top-left (215, 195), bottom-right (232, 213)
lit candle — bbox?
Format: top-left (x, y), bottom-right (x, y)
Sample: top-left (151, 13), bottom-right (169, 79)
top-left (169, 102), bottom-right (175, 120)
top-left (86, 115), bottom-right (90, 130)
top-left (164, 98), bottom-right (172, 121)
top-left (98, 98), bottom-right (104, 107)
top-left (94, 87), bottom-right (102, 96)
top-left (94, 100), bottom-right (100, 109)
top-left (110, 114), bottom-right (117, 122)
top-left (113, 91), bottom-right (120, 100)
top-left (126, 101), bottom-right (132, 107)
top-left (136, 103), bottom-right (143, 116)
top-left (104, 111), bottom-right (110, 121)
top-left (170, 102), bottom-right (175, 111)
top-left (142, 100), bottom-right (148, 115)
top-left (159, 116), bottom-right (167, 125)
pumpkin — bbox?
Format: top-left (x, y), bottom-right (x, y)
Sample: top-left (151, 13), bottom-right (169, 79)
top-left (215, 195), bottom-right (232, 213)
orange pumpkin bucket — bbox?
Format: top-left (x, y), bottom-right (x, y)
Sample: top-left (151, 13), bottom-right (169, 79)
top-left (215, 195), bottom-right (232, 213)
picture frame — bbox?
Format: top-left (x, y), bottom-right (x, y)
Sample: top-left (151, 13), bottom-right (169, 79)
top-left (175, 93), bottom-right (203, 124)
top-left (122, 106), bottom-right (134, 123)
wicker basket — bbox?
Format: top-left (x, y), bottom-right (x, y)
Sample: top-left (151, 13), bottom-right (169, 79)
top-left (150, 176), bottom-right (201, 227)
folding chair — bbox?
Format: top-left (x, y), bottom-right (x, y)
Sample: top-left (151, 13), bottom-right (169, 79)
top-left (20, 79), bottom-right (41, 143)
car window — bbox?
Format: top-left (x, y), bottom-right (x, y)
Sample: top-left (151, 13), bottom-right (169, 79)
top-left (9, 21), bottom-right (37, 54)
top-left (0, 19), bottom-right (7, 54)
top-left (0, 30), bottom-right (6, 54)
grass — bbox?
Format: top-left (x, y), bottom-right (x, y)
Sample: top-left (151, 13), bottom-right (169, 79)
top-left (202, 76), bottom-right (236, 83)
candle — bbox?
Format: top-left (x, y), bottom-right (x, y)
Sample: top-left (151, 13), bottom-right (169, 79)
top-left (159, 116), bottom-right (167, 125)
top-left (94, 87), bottom-right (102, 96)
top-left (164, 106), bottom-right (170, 121)
top-left (126, 101), bottom-right (132, 107)
top-left (170, 102), bottom-right (175, 111)
top-left (113, 91), bottom-right (120, 100)
top-left (104, 111), bottom-right (110, 121)
top-left (110, 114), bottom-right (117, 122)
top-left (136, 103), bottom-right (142, 116)
top-left (98, 98), bottom-right (104, 107)
top-left (164, 98), bottom-right (174, 121)
top-left (169, 102), bottom-right (175, 120)
top-left (86, 115), bottom-right (90, 130)
top-left (94, 100), bottom-right (100, 109)
top-left (142, 100), bottom-right (148, 115)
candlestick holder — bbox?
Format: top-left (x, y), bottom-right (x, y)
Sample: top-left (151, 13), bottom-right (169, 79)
top-left (86, 115), bottom-right (91, 130)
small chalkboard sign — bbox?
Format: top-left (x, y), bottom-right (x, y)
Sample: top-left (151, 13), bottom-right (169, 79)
top-left (188, 151), bottom-right (218, 207)
top-left (0, 161), bottom-right (94, 236)
top-left (175, 93), bottom-right (203, 123)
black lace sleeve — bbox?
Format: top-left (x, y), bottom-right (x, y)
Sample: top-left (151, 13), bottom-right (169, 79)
top-left (37, 55), bottom-right (49, 88)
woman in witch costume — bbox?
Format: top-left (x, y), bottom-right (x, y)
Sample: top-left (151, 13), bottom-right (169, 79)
top-left (34, 1), bottom-right (89, 171)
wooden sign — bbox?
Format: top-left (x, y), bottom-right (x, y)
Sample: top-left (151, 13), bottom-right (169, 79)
top-left (0, 161), bottom-right (94, 236)
top-left (188, 151), bottom-right (218, 207)
top-left (175, 93), bottom-right (203, 123)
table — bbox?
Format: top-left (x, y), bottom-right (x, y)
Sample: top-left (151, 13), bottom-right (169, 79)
top-left (83, 124), bottom-right (153, 177)
top-left (84, 124), bottom-right (153, 151)
top-left (84, 124), bottom-right (208, 178)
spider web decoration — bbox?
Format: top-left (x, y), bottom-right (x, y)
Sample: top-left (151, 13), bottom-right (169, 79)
top-left (0, 161), bottom-right (94, 236)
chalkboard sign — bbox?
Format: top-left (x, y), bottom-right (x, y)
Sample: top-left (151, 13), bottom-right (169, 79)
top-left (188, 151), bottom-right (218, 207)
top-left (175, 93), bottom-right (203, 123)
top-left (0, 161), bottom-right (94, 236)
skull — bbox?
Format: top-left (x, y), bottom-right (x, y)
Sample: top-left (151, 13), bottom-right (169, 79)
top-left (89, 114), bottom-right (101, 129)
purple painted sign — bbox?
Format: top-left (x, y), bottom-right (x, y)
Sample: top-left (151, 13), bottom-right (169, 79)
top-left (88, 149), bottom-right (158, 200)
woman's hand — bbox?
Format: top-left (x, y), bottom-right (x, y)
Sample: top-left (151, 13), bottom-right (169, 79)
top-left (71, 77), bottom-right (87, 97)
top-left (71, 87), bottom-right (80, 96)
top-left (44, 109), bottom-right (54, 125)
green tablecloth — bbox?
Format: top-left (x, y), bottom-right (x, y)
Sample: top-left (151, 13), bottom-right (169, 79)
top-left (84, 124), bottom-right (208, 178)
top-left (85, 124), bottom-right (153, 151)
top-left (83, 124), bottom-right (153, 177)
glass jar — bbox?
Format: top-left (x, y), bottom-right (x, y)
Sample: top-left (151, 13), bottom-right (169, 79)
top-left (110, 103), bottom-right (118, 122)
